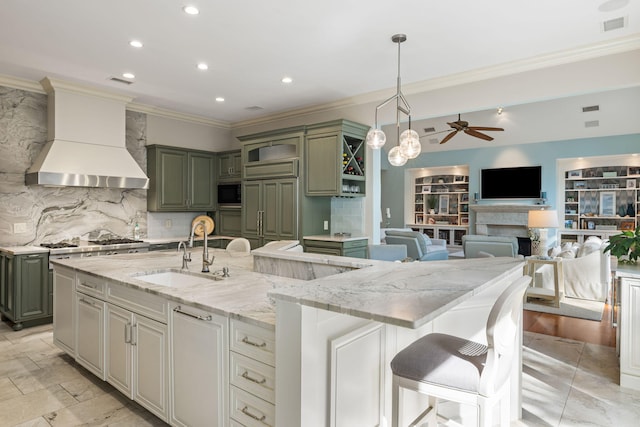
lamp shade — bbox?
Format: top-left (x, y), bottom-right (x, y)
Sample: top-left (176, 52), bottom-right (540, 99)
top-left (528, 209), bottom-right (559, 228)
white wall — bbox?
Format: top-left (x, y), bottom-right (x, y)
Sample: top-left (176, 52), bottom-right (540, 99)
top-left (147, 114), bottom-right (233, 151)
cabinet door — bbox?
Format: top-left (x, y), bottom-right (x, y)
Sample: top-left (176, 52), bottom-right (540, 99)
top-left (620, 278), bottom-right (640, 388)
top-left (76, 293), bottom-right (106, 379)
top-left (243, 181), bottom-right (263, 240)
top-left (305, 131), bottom-right (340, 195)
top-left (153, 147), bottom-right (189, 211)
top-left (170, 304), bottom-right (228, 427)
top-left (17, 254), bottom-right (48, 320)
top-left (219, 208), bottom-right (242, 237)
top-left (188, 151), bottom-right (215, 210)
top-left (276, 178), bottom-right (297, 240)
top-left (106, 303), bottom-right (134, 398)
top-left (232, 151), bottom-right (242, 178)
top-left (53, 268), bottom-right (76, 355)
top-left (0, 253), bottom-right (10, 315)
top-left (134, 314), bottom-right (168, 421)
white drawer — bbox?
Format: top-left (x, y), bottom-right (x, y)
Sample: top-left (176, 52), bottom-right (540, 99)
top-left (106, 283), bottom-right (168, 323)
top-left (230, 319), bottom-right (275, 366)
top-left (76, 273), bottom-right (107, 299)
top-left (230, 386), bottom-right (275, 427)
top-left (230, 352), bottom-right (275, 404)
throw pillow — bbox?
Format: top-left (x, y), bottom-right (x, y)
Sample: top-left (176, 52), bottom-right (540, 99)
top-left (558, 249), bottom-right (576, 259)
top-left (549, 246), bottom-right (561, 258)
top-left (578, 237), bottom-right (603, 257)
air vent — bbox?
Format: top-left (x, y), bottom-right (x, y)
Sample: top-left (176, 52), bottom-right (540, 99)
top-left (109, 77), bottom-right (134, 85)
top-left (423, 127), bottom-right (436, 133)
top-left (585, 120), bottom-right (600, 128)
top-left (603, 16), bottom-right (625, 32)
top-left (245, 106), bottom-right (264, 111)
top-left (582, 105), bottom-right (600, 112)
top-left (428, 138), bottom-right (439, 145)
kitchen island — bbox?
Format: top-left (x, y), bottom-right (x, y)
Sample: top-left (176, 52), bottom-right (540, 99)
top-left (51, 245), bottom-right (524, 426)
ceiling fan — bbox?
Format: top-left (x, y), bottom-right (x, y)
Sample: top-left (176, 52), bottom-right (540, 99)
top-left (422, 114), bottom-right (504, 144)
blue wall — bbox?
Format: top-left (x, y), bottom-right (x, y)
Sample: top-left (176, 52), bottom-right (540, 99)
top-left (381, 133), bottom-right (640, 229)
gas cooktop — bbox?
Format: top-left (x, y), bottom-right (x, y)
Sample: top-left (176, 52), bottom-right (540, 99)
top-left (40, 242), bottom-right (78, 249)
top-left (89, 238), bottom-right (144, 245)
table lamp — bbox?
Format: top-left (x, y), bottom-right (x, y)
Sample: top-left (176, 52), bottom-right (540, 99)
top-left (528, 209), bottom-right (559, 257)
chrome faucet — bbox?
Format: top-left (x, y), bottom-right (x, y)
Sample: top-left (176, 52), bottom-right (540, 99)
top-left (177, 241), bottom-right (191, 270)
top-left (189, 220), bottom-right (214, 273)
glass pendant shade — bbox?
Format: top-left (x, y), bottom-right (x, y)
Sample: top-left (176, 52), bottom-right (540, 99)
top-left (388, 146), bottom-right (408, 166)
top-left (366, 128), bottom-right (386, 149)
top-left (399, 129), bottom-right (421, 159)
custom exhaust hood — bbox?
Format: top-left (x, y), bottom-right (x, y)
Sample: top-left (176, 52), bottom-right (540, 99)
top-left (25, 77), bottom-right (149, 189)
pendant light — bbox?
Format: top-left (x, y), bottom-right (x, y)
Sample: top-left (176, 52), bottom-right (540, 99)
top-left (365, 34), bottom-right (421, 165)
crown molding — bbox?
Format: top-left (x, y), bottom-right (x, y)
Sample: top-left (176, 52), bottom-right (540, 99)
top-left (127, 102), bottom-right (231, 129)
top-left (0, 74), bottom-right (45, 93)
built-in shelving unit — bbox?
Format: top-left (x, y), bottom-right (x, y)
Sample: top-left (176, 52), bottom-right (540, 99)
top-left (561, 165), bottom-right (639, 244)
top-left (409, 172), bottom-right (469, 246)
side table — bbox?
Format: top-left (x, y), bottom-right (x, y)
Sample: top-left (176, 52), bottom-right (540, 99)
top-left (524, 257), bottom-right (564, 308)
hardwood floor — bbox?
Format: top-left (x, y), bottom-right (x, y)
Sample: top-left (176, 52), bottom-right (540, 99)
top-left (523, 302), bottom-right (616, 347)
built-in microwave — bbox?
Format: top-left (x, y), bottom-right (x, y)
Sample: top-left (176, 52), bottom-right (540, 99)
top-left (218, 183), bottom-right (241, 205)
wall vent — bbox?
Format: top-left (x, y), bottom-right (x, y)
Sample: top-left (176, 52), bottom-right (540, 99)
top-left (603, 16), bottom-right (625, 32)
top-left (109, 77), bottom-right (134, 85)
top-left (585, 120), bottom-right (600, 128)
top-left (423, 127), bottom-right (436, 133)
top-left (582, 105), bottom-right (600, 112)
top-left (428, 138), bottom-right (440, 145)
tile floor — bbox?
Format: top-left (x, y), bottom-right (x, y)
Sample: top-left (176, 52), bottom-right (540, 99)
top-left (1, 322), bottom-right (639, 426)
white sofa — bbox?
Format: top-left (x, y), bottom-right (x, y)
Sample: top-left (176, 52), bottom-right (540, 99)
top-left (538, 237), bottom-right (611, 302)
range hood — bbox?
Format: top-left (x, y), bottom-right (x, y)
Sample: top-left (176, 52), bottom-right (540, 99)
top-left (25, 77), bottom-right (149, 189)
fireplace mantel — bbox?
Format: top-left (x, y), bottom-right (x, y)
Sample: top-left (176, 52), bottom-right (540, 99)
top-left (471, 204), bottom-right (551, 236)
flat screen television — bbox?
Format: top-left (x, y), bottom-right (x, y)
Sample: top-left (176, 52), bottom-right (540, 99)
top-left (481, 166), bottom-right (541, 199)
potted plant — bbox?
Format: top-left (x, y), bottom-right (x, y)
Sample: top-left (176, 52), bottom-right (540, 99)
top-left (427, 195), bottom-right (438, 214)
top-left (604, 225), bottom-right (640, 265)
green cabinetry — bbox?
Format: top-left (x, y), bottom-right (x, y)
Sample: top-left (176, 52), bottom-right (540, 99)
top-left (303, 237), bottom-right (368, 258)
top-left (147, 145), bottom-right (216, 212)
top-left (305, 120), bottom-right (369, 197)
top-left (218, 207), bottom-right (242, 237)
top-left (0, 250), bottom-right (51, 330)
top-left (217, 149), bottom-right (242, 182)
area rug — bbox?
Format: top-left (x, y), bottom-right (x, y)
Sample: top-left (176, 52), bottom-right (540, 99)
top-left (524, 297), bottom-right (605, 321)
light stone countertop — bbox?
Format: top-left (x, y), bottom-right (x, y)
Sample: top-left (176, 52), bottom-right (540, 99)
top-left (50, 249), bottom-right (303, 329)
top-left (268, 256), bottom-right (525, 329)
top-left (0, 245), bottom-right (50, 255)
top-left (615, 263), bottom-right (640, 280)
top-left (303, 234), bottom-right (369, 242)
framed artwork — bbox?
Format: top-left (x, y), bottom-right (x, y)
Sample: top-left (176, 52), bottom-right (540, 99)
top-left (438, 195), bottom-right (449, 214)
top-left (628, 166), bottom-right (640, 176)
top-left (564, 219), bottom-right (573, 229)
top-left (568, 170), bottom-right (582, 178)
top-left (422, 185), bottom-right (431, 193)
top-left (454, 175), bottom-right (466, 182)
top-left (627, 179), bottom-right (636, 189)
top-left (573, 181), bottom-right (586, 189)
top-left (621, 221), bottom-right (635, 231)
top-left (461, 193), bottom-right (469, 202)
top-left (599, 191), bottom-right (616, 216)
top-left (461, 217), bottom-right (469, 225)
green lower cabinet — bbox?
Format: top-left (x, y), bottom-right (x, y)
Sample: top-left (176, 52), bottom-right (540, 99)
top-left (0, 251), bottom-right (51, 331)
top-left (303, 237), bottom-right (368, 259)
top-left (217, 207), bottom-right (242, 237)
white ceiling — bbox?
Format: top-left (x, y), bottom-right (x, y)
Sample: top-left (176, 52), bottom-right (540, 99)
top-left (0, 0), bottom-right (639, 126)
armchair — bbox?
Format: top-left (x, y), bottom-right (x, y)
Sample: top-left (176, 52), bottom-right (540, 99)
top-left (462, 235), bottom-right (520, 258)
top-left (383, 230), bottom-right (448, 261)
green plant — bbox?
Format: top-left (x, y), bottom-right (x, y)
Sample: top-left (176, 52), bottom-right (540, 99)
top-left (427, 195), bottom-right (438, 210)
top-left (604, 225), bottom-right (640, 264)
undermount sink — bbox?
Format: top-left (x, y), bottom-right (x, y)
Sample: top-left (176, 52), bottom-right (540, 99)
top-left (133, 269), bottom-right (220, 287)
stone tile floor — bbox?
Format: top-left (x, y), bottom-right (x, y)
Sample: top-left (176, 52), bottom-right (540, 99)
top-left (1, 322), bottom-right (639, 426)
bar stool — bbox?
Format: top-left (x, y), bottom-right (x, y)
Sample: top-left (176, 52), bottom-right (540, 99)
top-left (390, 275), bottom-right (531, 427)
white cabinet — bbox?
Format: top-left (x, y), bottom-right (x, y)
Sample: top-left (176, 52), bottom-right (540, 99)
top-left (169, 303), bottom-right (228, 427)
top-left (620, 275), bottom-right (640, 390)
top-left (229, 319), bottom-right (276, 427)
top-left (105, 288), bottom-right (169, 422)
top-left (53, 267), bottom-right (75, 355)
top-left (75, 292), bottom-right (106, 379)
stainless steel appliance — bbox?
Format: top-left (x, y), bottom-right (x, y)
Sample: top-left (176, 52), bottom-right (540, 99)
top-left (42, 238), bottom-right (149, 267)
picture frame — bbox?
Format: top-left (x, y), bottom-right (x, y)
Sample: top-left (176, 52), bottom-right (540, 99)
top-left (422, 185), bottom-right (431, 193)
top-left (568, 170), bottom-right (582, 178)
top-left (621, 221), bottom-right (635, 231)
top-left (627, 179), bottom-right (636, 189)
top-left (461, 217), bottom-right (469, 225)
top-left (564, 219), bottom-right (573, 229)
top-left (573, 181), bottom-right (586, 189)
top-left (628, 166), bottom-right (640, 176)
top-left (438, 195), bottom-right (449, 214)
top-left (454, 175), bottom-right (465, 182)
top-left (587, 221), bottom-right (595, 230)
top-left (461, 193), bottom-right (469, 202)
top-left (599, 191), bottom-right (616, 216)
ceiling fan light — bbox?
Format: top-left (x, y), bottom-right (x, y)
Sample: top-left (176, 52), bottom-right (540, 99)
top-left (366, 128), bottom-right (386, 149)
top-left (388, 146), bottom-right (408, 166)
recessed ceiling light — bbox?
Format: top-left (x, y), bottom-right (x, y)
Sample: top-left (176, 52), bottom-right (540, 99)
top-left (215, 97), bottom-right (225, 102)
top-left (197, 63), bottom-right (208, 70)
top-left (129, 40), bottom-right (143, 48)
top-left (183, 5), bottom-right (199, 15)
top-left (497, 107), bottom-right (503, 115)
top-left (281, 76), bottom-right (293, 84)
top-left (122, 72), bottom-right (135, 79)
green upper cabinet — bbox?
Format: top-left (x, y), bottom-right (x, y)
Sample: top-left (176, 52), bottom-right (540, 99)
top-left (147, 145), bottom-right (216, 212)
top-left (304, 120), bottom-right (369, 197)
top-left (217, 150), bottom-right (242, 182)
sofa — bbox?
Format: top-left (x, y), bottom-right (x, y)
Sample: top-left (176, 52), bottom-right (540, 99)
top-left (462, 235), bottom-right (520, 258)
top-left (383, 230), bottom-right (449, 261)
top-left (537, 236), bottom-right (611, 302)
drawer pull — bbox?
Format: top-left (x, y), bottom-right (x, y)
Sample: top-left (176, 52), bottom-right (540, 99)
top-left (173, 306), bottom-right (212, 321)
top-left (241, 406), bottom-right (266, 422)
top-left (242, 370), bottom-right (266, 385)
top-left (79, 297), bottom-right (96, 307)
top-left (242, 336), bottom-right (266, 348)
top-left (80, 281), bottom-right (97, 289)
